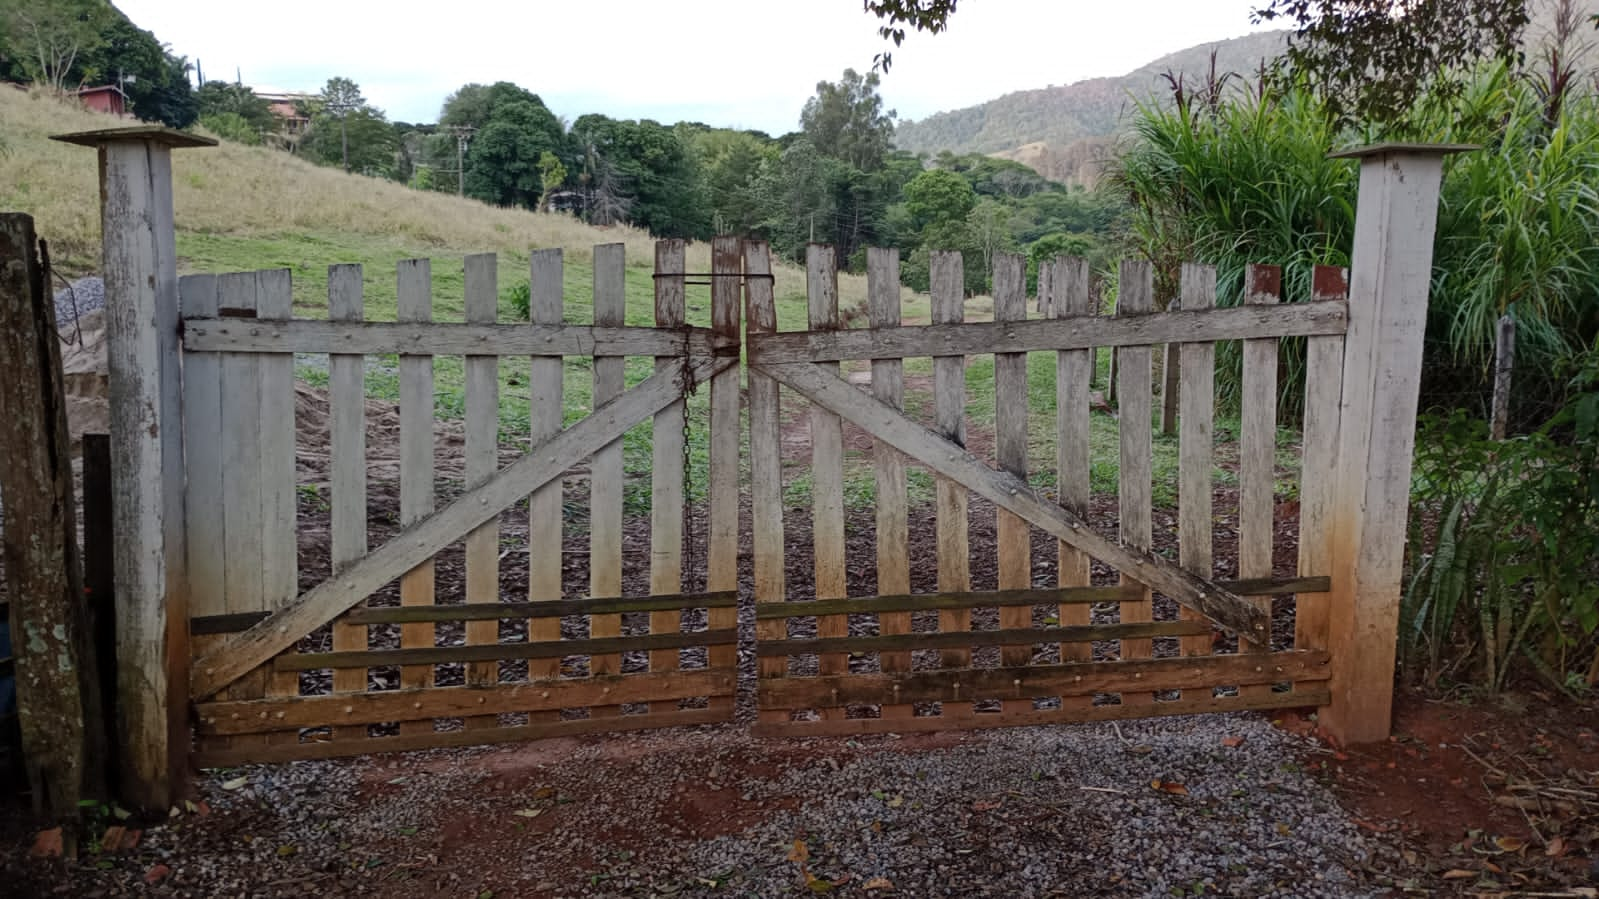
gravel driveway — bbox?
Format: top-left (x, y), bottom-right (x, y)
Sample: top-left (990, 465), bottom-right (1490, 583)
top-left (11, 712), bottom-right (1396, 898)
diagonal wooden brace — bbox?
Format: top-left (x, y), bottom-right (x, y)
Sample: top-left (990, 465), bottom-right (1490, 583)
top-left (758, 360), bottom-right (1269, 641)
top-left (189, 356), bottom-right (735, 700)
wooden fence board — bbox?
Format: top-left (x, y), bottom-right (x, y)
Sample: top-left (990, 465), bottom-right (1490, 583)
top-left (1053, 259), bottom-right (1093, 683)
top-left (256, 269), bottom-right (299, 744)
top-left (992, 253), bottom-right (1032, 712)
top-left (327, 264), bottom-right (369, 740)
top-left (746, 302), bottom-right (1347, 363)
top-left (527, 249), bottom-right (565, 718)
top-left (744, 241), bottom-right (787, 722)
top-left (590, 243), bottom-right (626, 711)
top-left (1117, 261), bottom-right (1155, 699)
top-left (1179, 264), bottom-right (1218, 661)
top-left (807, 245), bottom-right (848, 718)
top-left (1240, 264), bottom-right (1281, 704)
top-left (868, 248), bottom-right (913, 720)
top-left (706, 237), bottom-right (743, 718)
top-left (463, 253), bottom-right (499, 730)
top-left (651, 240), bottom-right (687, 709)
top-left (182, 319), bottom-right (724, 357)
top-left (1296, 266), bottom-right (1347, 660)
top-left (397, 259), bottom-right (436, 735)
top-left (930, 251), bottom-right (971, 679)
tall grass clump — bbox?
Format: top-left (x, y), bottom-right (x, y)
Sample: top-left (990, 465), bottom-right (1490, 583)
top-left (1108, 61), bottom-right (1599, 425)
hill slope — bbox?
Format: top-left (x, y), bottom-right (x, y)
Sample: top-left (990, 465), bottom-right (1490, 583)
top-left (893, 30), bottom-right (1288, 182)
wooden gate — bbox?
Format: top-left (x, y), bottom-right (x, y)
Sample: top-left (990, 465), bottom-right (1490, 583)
top-left (744, 243), bottom-right (1349, 735)
top-left (179, 239), bottom-right (744, 765)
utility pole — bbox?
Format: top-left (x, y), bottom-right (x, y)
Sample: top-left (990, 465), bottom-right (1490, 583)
top-left (440, 125), bottom-right (475, 196)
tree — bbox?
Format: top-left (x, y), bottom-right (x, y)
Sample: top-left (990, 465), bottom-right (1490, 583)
top-left (800, 68), bottom-right (895, 171)
top-left (0, 0), bottom-right (108, 91)
top-left (570, 115), bottom-right (708, 237)
top-left (318, 76), bottom-right (367, 173)
top-left (75, 14), bottom-right (196, 128)
top-left (196, 81), bottom-right (275, 134)
top-left (537, 151), bottom-right (566, 211)
top-left (467, 100), bottom-right (562, 207)
top-left (903, 168), bottom-right (977, 231)
top-left (304, 106), bottom-right (398, 176)
top-left (862, 0), bottom-right (1534, 129)
top-left (1254, 0), bottom-right (1531, 127)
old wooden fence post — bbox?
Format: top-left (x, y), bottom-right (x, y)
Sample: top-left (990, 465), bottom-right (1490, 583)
top-left (52, 126), bottom-right (215, 810)
top-left (1321, 143), bottom-right (1470, 745)
top-left (0, 212), bottom-right (108, 824)
top-left (1491, 314), bottom-right (1516, 440)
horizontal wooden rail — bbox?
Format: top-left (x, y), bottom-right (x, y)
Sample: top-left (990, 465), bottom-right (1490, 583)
top-left (275, 628), bottom-right (737, 671)
top-left (182, 319), bottom-right (734, 357)
top-left (753, 687), bottom-right (1331, 737)
top-left (197, 670), bottom-right (735, 735)
top-left (759, 650), bottom-right (1330, 707)
top-left (343, 591), bottom-right (738, 625)
top-left (757, 621), bottom-right (1210, 656)
top-left (754, 576), bottom-right (1330, 620)
top-left (747, 302), bottom-right (1347, 364)
top-left (193, 707), bottom-right (730, 768)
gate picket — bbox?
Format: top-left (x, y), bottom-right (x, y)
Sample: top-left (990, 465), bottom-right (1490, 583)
top-left (868, 249), bottom-right (914, 722)
top-left (651, 240), bottom-right (687, 710)
top-left (1178, 264), bottom-right (1218, 663)
top-left (397, 258), bottom-right (436, 735)
top-left (590, 244), bottom-right (626, 713)
top-left (930, 252), bottom-right (971, 683)
top-left (463, 253), bottom-right (500, 730)
top-left (527, 249), bottom-right (565, 719)
top-left (992, 254), bottom-right (1032, 713)
top-left (1240, 264), bottom-right (1282, 701)
top-left (807, 246), bottom-right (849, 719)
top-left (327, 264), bottom-right (368, 740)
top-left (1116, 261), bottom-right (1155, 705)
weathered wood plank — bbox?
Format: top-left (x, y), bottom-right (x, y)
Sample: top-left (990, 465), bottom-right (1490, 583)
top-left (277, 630), bottom-right (739, 671)
top-left (589, 243), bottom-right (626, 706)
top-left (179, 274), bottom-right (225, 622)
top-left (397, 259), bottom-right (436, 735)
top-left (755, 361), bottom-right (1270, 642)
top-left (256, 269), bottom-right (299, 742)
top-left (193, 708), bottom-right (730, 768)
top-left (757, 622), bottom-right (1212, 656)
top-left (807, 245), bottom-right (848, 718)
top-left (527, 249), bottom-right (565, 713)
top-left (1240, 264), bottom-right (1281, 686)
top-left (760, 650), bottom-right (1331, 708)
top-left (706, 236), bottom-right (743, 718)
top-left (651, 240), bottom-right (687, 701)
top-left (1117, 260), bottom-right (1155, 687)
top-left (993, 253), bottom-right (1031, 693)
top-left (868, 248), bottom-right (913, 720)
top-left (758, 586), bottom-right (1140, 618)
top-left (930, 251), bottom-right (971, 677)
top-left (1053, 258), bottom-right (1093, 676)
top-left (181, 319), bottom-right (723, 357)
top-left (463, 254), bottom-right (499, 729)
top-left (198, 671), bottom-right (737, 735)
top-left (190, 356), bottom-right (734, 700)
top-left (752, 687), bottom-right (1329, 738)
top-left (326, 264), bottom-right (368, 739)
top-left (746, 302), bottom-right (1348, 363)
top-left (0, 212), bottom-right (104, 819)
top-left (345, 591), bottom-right (739, 624)
top-left (1295, 266), bottom-right (1347, 658)
top-left (1178, 264), bottom-right (1217, 660)
top-left (745, 241), bottom-right (787, 718)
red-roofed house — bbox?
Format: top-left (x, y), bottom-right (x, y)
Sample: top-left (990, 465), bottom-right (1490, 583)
top-left (77, 85), bottom-right (127, 117)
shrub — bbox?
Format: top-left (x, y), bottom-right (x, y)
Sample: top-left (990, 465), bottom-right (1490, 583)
top-left (198, 112), bottom-right (262, 146)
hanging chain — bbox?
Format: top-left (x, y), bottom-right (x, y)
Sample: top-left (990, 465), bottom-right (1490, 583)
top-left (677, 315), bottom-right (701, 594)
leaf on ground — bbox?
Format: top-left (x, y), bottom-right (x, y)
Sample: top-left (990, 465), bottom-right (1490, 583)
top-left (1442, 869), bottom-right (1477, 880)
top-left (397, 826), bottom-right (418, 836)
top-left (194, 801), bottom-right (211, 817)
top-left (1150, 780), bottom-right (1189, 796)
top-left (887, 795), bottom-right (904, 808)
top-left (1494, 836), bottom-right (1527, 852)
top-left (143, 863), bottom-right (171, 884)
top-left (1275, 823), bottom-right (1292, 837)
top-left (787, 839), bottom-right (809, 863)
top-left (221, 776), bottom-right (250, 791)
top-left (476, 891), bottom-right (494, 899)
top-left (29, 828), bottom-right (63, 859)
top-left (1221, 736), bottom-right (1245, 748)
top-left (101, 826), bottom-right (125, 853)
top-left (971, 799), bottom-right (1002, 811)
top-left (1546, 836), bottom-right (1567, 857)
top-left (277, 844), bottom-right (298, 857)
top-left (863, 876), bottom-right (895, 891)
top-left (533, 787), bottom-right (556, 800)
top-left (514, 809), bottom-right (544, 819)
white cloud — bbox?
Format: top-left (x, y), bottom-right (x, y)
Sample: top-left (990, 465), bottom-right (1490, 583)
top-left (123, 0), bottom-right (1274, 133)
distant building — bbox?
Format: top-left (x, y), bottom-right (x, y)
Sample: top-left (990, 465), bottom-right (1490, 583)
top-left (251, 87), bottom-right (318, 135)
top-left (76, 85), bottom-right (126, 117)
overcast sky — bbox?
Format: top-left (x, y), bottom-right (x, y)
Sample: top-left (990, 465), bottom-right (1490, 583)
top-left (118, 0), bottom-right (1275, 134)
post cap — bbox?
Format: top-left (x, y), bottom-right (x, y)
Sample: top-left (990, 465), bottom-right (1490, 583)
top-left (51, 125), bottom-right (217, 149)
top-left (1327, 142), bottom-right (1478, 160)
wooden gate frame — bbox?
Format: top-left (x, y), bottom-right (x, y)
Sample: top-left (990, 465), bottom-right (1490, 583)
top-left (59, 122), bottom-right (1463, 808)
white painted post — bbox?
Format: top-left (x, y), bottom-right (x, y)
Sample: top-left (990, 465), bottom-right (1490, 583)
top-left (1321, 142), bottom-right (1471, 746)
top-left (52, 126), bottom-right (215, 810)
